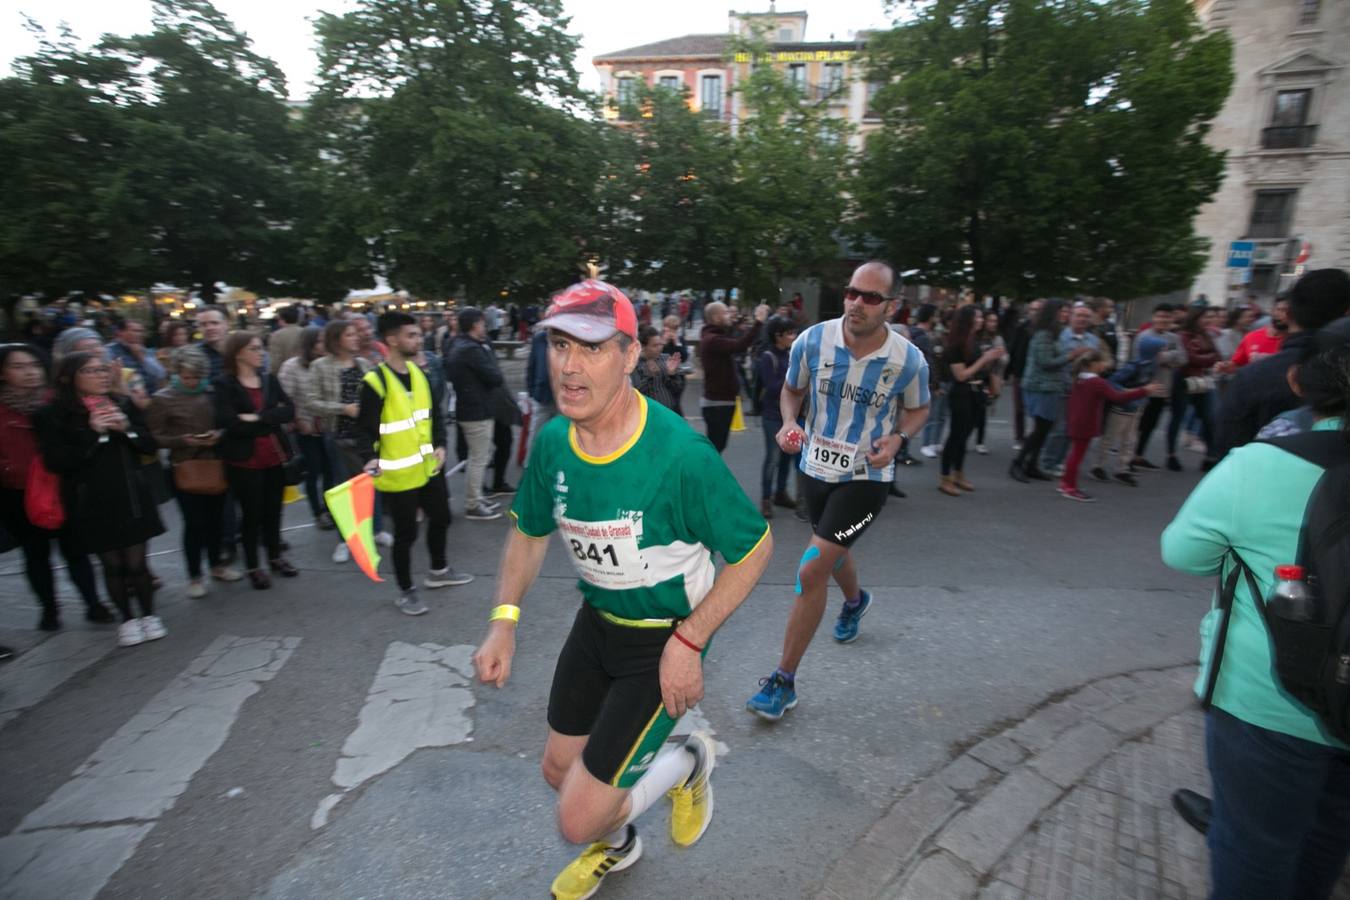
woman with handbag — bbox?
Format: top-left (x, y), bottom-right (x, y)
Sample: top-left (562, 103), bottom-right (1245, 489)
top-left (147, 346), bottom-right (241, 598)
top-left (213, 331), bottom-right (297, 590)
top-left (278, 326), bottom-right (335, 531)
top-left (1169, 306), bottom-right (1221, 473)
top-left (35, 351), bottom-right (165, 648)
top-left (307, 320), bottom-right (384, 562)
top-left (0, 343), bottom-right (112, 630)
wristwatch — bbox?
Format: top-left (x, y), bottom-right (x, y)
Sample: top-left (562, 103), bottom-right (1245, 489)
top-left (896, 430), bottom-right (910, 442)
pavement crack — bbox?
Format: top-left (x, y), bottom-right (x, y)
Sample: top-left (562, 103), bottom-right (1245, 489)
top-left (19, 817), bottom-right (158, 833)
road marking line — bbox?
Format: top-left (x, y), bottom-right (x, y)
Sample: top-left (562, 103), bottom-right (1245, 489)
top-left (0, 633), bottom-right (117, 731)
top-left (0, 635), bottom-right (300, 900)
top-left (311, 641), bottom-right (475, 829)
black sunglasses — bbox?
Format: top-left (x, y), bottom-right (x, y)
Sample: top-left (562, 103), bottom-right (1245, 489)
top-left (843, 286), bottom-right (890, 306)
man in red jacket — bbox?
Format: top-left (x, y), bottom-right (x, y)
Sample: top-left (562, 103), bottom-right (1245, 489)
top-left (698, 301), bottom-right (770, 453)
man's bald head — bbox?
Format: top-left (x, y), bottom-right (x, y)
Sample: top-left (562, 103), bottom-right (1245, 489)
top-left (854, 260), bottom-right (897, 298)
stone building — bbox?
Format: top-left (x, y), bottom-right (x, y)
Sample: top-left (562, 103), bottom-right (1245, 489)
top-left (592, 6), bottom-right (880, 151)
top-left (1191, 0), bottom-right (1349, 304)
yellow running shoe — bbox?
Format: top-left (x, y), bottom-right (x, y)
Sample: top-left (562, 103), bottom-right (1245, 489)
top-left (550, 825), bottom-right (642, 900)
top-left (667, 730), bottom-right (716, 847)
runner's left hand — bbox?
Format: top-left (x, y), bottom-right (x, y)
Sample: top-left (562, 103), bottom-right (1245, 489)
top-left (866, 434), bottom-right (903, 468)
top-left (659, 636), bottom-right (704, 718)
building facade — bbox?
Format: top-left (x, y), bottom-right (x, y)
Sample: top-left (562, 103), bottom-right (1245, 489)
top-left (1191, 0), bottom-right (1349, 304)
top-left (592, 7), bottom-right (881, 151)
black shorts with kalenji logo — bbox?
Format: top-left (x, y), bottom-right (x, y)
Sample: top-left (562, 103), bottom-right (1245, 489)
top-left (800, 476), bottom-right (890, 548)
top-left (547, 603), bottom-right (680, 789)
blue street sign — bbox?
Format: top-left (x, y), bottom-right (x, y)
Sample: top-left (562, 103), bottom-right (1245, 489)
top-left (1227, 241), bottom-right (1255, 268)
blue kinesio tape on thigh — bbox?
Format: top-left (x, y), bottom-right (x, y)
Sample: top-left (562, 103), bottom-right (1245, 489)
top-left (796, 545), bottom-right (821, 594)
top-left (833, 553), bottom-right (846, 572)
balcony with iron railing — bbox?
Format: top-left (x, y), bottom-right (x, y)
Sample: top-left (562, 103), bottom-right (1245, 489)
top-left (1261, 124), bottom-right (1317, 150)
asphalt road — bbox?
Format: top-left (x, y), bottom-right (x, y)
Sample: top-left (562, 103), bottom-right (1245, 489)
top-left (0, 388), bottom-right (1213, 900)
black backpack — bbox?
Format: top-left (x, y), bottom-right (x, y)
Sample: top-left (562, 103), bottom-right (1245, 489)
top-left (1201, 429), bottom-right (1350, 743)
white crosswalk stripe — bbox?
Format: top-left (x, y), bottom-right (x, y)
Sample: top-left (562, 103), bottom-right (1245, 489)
top-left (0, 635), bottom-right (300, 900)
top-left (310, 641), bottom-right (475, 829)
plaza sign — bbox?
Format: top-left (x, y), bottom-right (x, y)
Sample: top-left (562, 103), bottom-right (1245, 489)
top-left (733, 50), bottom-right (858, 63)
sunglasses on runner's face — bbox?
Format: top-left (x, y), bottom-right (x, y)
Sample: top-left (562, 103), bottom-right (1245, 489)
top-left (844, 286), bottom-right (889, 306)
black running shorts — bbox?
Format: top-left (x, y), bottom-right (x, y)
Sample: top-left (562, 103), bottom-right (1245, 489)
top-left (800, 476), bottom-right (889, 548)
top-left (547, 603), bottom-right (680, 789)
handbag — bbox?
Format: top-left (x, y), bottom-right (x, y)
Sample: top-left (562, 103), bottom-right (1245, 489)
top-left (273, 432), bottom-right (305, 486)
top-left (25, 457), bottom-right (64, 530)
top-left (173, 457), bottom-right (227, 495)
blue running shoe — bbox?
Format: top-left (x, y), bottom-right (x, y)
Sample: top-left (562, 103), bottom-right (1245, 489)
top-left (832, 590), bottom-right (872, 643)
top-left (746, 673), bottom-right (798, 721)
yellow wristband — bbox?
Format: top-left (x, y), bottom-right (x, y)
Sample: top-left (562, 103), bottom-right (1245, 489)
top-left (490, 604), bottom-right (521, 624)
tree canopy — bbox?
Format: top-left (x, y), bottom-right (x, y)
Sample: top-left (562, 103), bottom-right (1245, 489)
top-left (854, 0), bottom-right (1232, 299)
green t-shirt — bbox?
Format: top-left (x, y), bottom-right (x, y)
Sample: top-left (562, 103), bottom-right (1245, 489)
top-left (511, 391), bottom-right (769, 621)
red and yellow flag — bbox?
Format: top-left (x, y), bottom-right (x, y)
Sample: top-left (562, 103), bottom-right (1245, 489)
top-left (325, 473), bottom-right (383, 582)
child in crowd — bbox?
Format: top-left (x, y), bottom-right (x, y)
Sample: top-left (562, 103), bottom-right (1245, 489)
top-left (1061, 350), bottom-right (1163, 502)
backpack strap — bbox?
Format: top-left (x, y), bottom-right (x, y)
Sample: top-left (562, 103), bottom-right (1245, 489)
top-left (1261, 430), bottom-right (1350, 470)
top-left (1200, 550), bottom-right (1263, 710)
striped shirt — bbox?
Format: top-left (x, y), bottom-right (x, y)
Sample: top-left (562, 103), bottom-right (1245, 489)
top-left (786, 318), bottom-right (930, 483)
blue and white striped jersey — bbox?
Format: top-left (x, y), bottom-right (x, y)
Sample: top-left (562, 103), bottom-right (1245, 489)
top-left (786, 318), bottom-right (930, 483)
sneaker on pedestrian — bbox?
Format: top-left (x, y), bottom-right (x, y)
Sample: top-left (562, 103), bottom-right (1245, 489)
top-left (549, 825), bottom-right (642, 900)
top-left (759, 497), bottom-right (774, 519)
top-left (140, 615), bottom-right (168, 641)
top-left (793, 505), bottom-right (808, 523)
top-left (668, 731), bottom-right (716, 847)
top-left (975, 444), bottom-right (988, 455)
top-left (771, 491), bottom-right (796, 509)
top-left (332, 542), bottom-right (351, 563)
top-left (1058, 487), bottom-right (1096, 502)
top-left (746, 672), bottom-right (798, 721)
top-left (118, 619), bottom-right (146, 647)
top-left (919, 444), bottom-right (938, 458)
top-left (210, 565), bottom-right (243, 582)
top-left (1113, 472), bottom-right (1139, 487)
top-left (39, 610), bottom-right (60, 631)
top-left (187, 579), bottom-right (207, 599)
top-left (425, 567), bottom-right (473, 588)
top-left (1011, 440), bottom-right (1023, 452)
top-left (465, 504), bottom-right (502, 521)
top-left (395, 589), bottom-right (429, 616)
top-left (1166, 456), bottom-right (1183, 472)
top-left (85, 604), bottom-right (115, 624)
top-left (316, 511), bottom-right (336, 531)
top-left (832, 590), bottom-right (872, 643)
top-left (1090, 466), bottom-right (1109, 482)
top-left (375, 530), bottom-right (395, 548)
top-left (1131, 457), bottom-right (1160, 470)
top-left (1047, 464), bottom-right (1065, 477)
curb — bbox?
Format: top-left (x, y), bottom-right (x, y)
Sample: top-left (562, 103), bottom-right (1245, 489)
top-left (816, 664), bottom-right (1201, 900)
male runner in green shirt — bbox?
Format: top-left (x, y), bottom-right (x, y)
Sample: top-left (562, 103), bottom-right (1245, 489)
top-left (473, 279), bottom-right (773, 900)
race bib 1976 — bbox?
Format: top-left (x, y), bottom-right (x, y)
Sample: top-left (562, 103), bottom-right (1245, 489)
top-left (557, 516), bottom-right (649, 590)
top-left (803, 434), bottom-right (864, 480)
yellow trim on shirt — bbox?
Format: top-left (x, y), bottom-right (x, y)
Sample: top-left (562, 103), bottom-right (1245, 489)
top-left (568, 390), bottom-right (648, 465)
top-left (727, 524), bottom-right (772, 566)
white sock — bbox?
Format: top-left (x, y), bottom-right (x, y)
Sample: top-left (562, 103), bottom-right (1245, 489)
top-left (623, 744), bottom-right (696, 827)
top-left (600, 824), bottom-right (630, 849)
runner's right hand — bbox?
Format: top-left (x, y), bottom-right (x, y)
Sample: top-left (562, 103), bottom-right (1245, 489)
top-left (473, 623), bottom-right (516, 688)
top-left (776, 423), bottom-right (805, 454)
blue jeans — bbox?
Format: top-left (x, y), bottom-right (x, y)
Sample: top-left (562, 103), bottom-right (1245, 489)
top-left (922, 385), bottom-right (949, 447)
top-left (1039, 395), bottom-right (1070, 469)
top-left (760, 420), bottom-right (795, 499)
top-left (1206, 707), bottom-right (1350, 899)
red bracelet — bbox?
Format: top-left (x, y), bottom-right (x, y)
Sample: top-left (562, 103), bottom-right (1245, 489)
top-left (672, 630), bottom-right (703, 653)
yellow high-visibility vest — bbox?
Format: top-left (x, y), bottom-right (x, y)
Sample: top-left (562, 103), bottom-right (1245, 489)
top-left (362, 362), bottom-right (437, 492)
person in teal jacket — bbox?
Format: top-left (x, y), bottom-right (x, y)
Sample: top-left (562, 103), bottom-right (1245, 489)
top-left (1161, 334), bottom-right (1350, 900)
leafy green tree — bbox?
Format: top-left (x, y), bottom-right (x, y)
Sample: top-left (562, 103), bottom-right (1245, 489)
top-left (311, 0), bottom-right (606, 302)
top-left (855, 0), bottom-right (1232, 299)
top-left (0, 24), bottom-right (156, 315)
top-left (592, 81), bottom-right (739, 296)
top-left (729, 38), bottom-right (853, 302)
